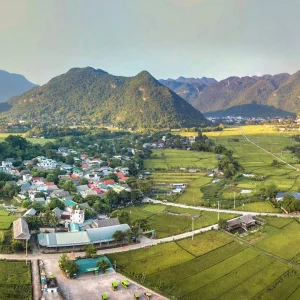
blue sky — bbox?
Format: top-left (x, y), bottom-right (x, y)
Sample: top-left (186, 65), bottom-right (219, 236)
top-left (1, 0), bottom-right (300, 84)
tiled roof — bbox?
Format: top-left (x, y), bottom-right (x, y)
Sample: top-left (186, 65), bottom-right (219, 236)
top-left (13, 218), bottom-right (30, 240)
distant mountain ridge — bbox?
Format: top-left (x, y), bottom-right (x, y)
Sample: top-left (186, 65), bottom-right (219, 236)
top-left (0, 70), bottom-right (37, 103)
top-left (4, 67), bottom-right (208, 129)
top-left (160, 72), bottom-right (300, 116)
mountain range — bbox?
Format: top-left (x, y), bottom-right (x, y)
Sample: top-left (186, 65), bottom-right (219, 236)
top-left (160, 72), bottom-right (300, 117)
top-left (0, 70), bottom-right (37, 103)
top-left (3, 67), bottom-right (207, 129)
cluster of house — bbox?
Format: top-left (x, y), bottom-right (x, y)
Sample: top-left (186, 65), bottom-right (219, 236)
top-left (1, 147), bottom-right (133, 202)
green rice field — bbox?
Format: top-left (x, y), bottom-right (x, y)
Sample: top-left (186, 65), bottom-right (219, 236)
top-left (108, 224), bottom-right (300, 299)
top-left (123, 204), bottom-right (238, 238)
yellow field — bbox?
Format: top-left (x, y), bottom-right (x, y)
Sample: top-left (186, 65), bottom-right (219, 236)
top-left (180, 125), bottom-right (296, 137)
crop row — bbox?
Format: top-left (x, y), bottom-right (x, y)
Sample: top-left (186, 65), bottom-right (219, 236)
top-left (164, 248), bottom-right (259, 298)
top-left (147, 241), bottom-right (244, 288)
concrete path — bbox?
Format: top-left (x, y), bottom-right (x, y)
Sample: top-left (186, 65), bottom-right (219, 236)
top-left (31, 259), bottom-right (41, 300)
top-left (240, 130), bottom-right (298, 170)
top-left (143, 197), bottom-right (300, 218)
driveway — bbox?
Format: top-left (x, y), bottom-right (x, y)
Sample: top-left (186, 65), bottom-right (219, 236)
top-left (42, 259), bottom-right (167, 300)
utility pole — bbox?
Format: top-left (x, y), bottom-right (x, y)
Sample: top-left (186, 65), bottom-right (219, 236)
top-left (26, 239), bottom-right (28, 265)
top-left (217, 201), bottom-right (220, 221)
top-left (234, 192), bottom-right (236, 209)
top-left (192, 217), bottom-right (194, 240)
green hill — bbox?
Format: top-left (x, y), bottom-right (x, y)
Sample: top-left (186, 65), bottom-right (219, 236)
top-left (4, 67), bottom-right (207, 129)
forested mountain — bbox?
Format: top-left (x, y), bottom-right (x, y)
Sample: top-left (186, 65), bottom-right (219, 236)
top-left (0, 70), bottom-right (37, 103)
top-left (160, 72), bottom-right (300, 116)
top-left (4, 67), bottom-right (207, 129)
top-left (0, 102), bottom-right (12, 113)
top-left (159, 77), bottom-right (217, 108)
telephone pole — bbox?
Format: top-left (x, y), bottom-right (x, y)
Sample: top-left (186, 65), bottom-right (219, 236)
top-left (217, 201), bottom-right (220, 221)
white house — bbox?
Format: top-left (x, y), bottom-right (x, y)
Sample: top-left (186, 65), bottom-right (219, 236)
top-left (70, 209), bottom-right (85, 224)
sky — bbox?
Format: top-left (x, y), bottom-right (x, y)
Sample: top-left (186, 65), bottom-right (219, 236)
top-left (1, 0), bottom-right (300, 85)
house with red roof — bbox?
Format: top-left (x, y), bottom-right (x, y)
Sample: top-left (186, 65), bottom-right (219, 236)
top-left (102, 179), bottom-right (116, 185)
top-left (116, 171), bottom-right (128, 182)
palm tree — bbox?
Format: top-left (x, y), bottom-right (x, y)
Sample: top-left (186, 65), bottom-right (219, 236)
top-left (97, 259), bottom-right (109, 272)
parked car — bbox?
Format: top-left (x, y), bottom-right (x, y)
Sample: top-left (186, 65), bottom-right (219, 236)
top-left (101, 293), bottom-right (108, 300)
top-left (144, 292), bottom-right (152, 299)
top-left (111, 281), bottom-right (118, 291)
top-left (121, 280), bottom-right (129, 289)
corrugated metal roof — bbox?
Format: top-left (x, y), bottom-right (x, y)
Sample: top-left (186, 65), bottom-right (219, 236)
top-left (87, 224), bottom-right (130, 243)
top-left (38, 231), bottom-right (90, 247)
top-left (76, 256), bottom-right (112, 273)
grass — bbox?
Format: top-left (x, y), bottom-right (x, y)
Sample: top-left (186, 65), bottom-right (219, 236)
top-left (145, 125), bottom-right (300, 212)
top-left (144, 149), bottom-right (217, 170)
top-left (108, 228), bottom-right (300, 299)
top-left (235, 201), bottom-right (281, 213)
top-left (255, 220), bottom-right (300, 260)
top-left (0, 210), bottom-right (17, 230)
top-left (0, 133), bottom-right (54, 145)
top-left (108, 241), bottom-right (194, 276)
top-left (175, 230), bottom-right (232, 257)
top-left (0, 261), bottom-right (32, 299)
top-left (123, 205), bottom-right (238, 238)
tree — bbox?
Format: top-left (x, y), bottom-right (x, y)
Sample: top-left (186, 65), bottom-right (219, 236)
top-left (79, 177), bottom-right (89, 185)
top-left (0, 231), bottom-right (5, 244)
top-left (30, 201), bottom-right (44, 213)
top-left (47, 198), bottom-right (65, 210)
top-left (218, 218), bottom-right (227, 229)
top-left (11, 240), bottom-right (24, 253)
top-left (271, 160), bottom-right (280, 167)
top-left (5, 135), bottom-right (28, 150)
top-left (266, 184), bottom-right (278, 199)
top-left (46, 173), bottom-right (56, 182)
top-left (97, 258), bottom-right (109, 272)
top-left (111, 210), bottom-right (130, 224)
top-left (84, 243), bottom-right (97, 258)
top-left (84, 208), bottom-right (95, 220)
top-left (59, 254), bottom-right (79, 278)
top-left (42, 211), bottom-right (58, 227)
top-left (113, 230), bottom-right (125, 244)
top-left (25, 215), bottom-right (42, 230)
top-left (104, 173), bottom-right (118, 182)
top-left (4, 183), bottom-right (20, 197)
top-left (62, 180), bottom-right (77, 193)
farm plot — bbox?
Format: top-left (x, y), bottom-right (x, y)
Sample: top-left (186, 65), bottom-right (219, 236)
top-left (144, 149), bottom-right (217, 170)
top-left (0, 210), bottom-right (17, 230)
top-left (109, 229), bottom-right (300, 299)
top-left (108, 241), bottom-right (194, 276)
top-left (149, 171), bottom-right (212, 206)
top-left (122, 205), bottom-right (238, 238)
top-left (0, 261), bottom-right (32, 299)
top-left (235, 201), bottom-right (281, 213)
top-left (254, 220), bottom-right (300, 260)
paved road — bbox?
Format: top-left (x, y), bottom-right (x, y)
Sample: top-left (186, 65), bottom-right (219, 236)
top-left (0, 224), bottom-right (218, 261)
top-left (31, 259), bottom-right (41, 300)
top-left (143, 197), bottom-right (300, 218)
top-left (240, 130), bottom-right (297, 170)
